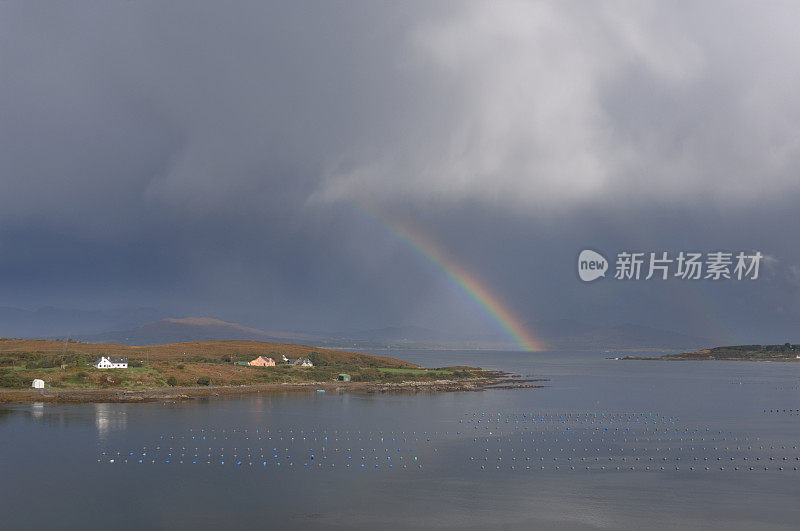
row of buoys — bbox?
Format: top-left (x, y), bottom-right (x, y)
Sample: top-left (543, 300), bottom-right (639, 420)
top-left (153, 430), bottom-right (444, 445)
top-left (470, 440), bottom-right (753, 446)
top-left (463, 411), bottom-right (667, 418)
top-left (465, 441), bottom-right (791, 453)
top-left (100, 444), bottom-right (425, 469)
top-left (460, 434), bottom-right (742, 444)
top-left (101, 446), bottom-right (422, 456)
top-left (462, 423), bottom-right (718, 430)
top-left (469, 446), bottom-right (793, 453)
top-left (463, 418), bottom-right (673, 425)
top-left (181, 428), bottom-right (437, 436)
top-left (101, 458), bottom-right (422, 469)
top-left (477, 465), bottom-right (799, 471)
top-left (461, 415), bottom-right (678, 426)
top-left (461, 426), bottom-right (736, 433)
top-left (102, 447), bottom-right (422, 454)
top-left (469, 455), bottom-right (800, 461)
top-left (163, 435), bottom-right (426, 443)
top-left (460, 426), bottom-right (744, 442)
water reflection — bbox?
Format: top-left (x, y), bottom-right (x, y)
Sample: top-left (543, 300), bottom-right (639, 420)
top-left (94, 403), bottom-right (127, 439)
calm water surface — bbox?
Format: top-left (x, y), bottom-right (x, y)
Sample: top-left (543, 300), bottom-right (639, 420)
top-left (2, 350), bottom-right (800, 530)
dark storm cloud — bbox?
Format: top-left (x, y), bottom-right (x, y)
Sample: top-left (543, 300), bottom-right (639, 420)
top-left (1, 1), bottom-right (800, 341)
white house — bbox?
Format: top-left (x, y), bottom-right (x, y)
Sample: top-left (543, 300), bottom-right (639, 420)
top-left (93, 356), bottom-right (128, 369)
top-left (293, 357), bottom-right (314, 367)
top-left (31, 379), bottom-right (45, 389)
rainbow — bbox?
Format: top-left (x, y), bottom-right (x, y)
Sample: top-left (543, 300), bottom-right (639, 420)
top-left (359, 207), bottom-right (544, 351)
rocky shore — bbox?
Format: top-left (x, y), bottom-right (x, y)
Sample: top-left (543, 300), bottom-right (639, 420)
top-left (0, 374), bottom-right (548, 404)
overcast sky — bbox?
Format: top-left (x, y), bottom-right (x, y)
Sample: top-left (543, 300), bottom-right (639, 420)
top-left (2, 1), bottom-right (800, 343)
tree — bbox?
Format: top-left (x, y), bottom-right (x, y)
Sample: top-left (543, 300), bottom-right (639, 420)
top-left (308, 352), bottom-right (327, 366)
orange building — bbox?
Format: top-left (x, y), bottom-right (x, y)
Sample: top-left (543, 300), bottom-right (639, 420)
top-left (248, 356), bottom-right (276, 367)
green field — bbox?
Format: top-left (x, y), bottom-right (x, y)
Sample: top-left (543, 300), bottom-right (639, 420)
top-left (664, 343), bottom-right (800, 361)
top-left (0, 340), bottom-right (487, 389)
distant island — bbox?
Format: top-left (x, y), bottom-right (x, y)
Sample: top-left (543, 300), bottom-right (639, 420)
top-left (623, 343), bottom-right (800, 361)
top-left (0, 338), bottom-right (543, 403)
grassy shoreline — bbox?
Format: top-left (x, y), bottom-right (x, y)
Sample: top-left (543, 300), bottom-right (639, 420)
top-left (624, 343), bottom-right (800, 361)
top-left (0, 338), bottom-right (528, 401)
top-left (0, 372), bottom-right (550, 404)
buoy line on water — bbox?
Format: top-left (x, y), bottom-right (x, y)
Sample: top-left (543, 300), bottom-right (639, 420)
top-left (96, 411), bottom-right (800, 474)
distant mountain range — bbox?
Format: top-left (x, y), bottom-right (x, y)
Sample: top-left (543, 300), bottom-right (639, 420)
top-left (0, 305), bottom-right (715, 350)
top-left (0, 306), bottom-right (164, 338)
top-left (71, 316), bottom-right (713, 351)
top-left (78, 318), bottom-right (500, 349)
top-left (80, 317), bottom-right (321, 346)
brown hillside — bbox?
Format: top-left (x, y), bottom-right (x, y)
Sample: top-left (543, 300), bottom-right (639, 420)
top-left (0, 338), bottom-right (418, 368)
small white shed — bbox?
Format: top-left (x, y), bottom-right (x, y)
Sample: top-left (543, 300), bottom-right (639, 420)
top-left (31, 379), bottom-right (45, 389)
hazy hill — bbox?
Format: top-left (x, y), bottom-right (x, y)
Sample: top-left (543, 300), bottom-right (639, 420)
top-left (80, 317), bottom-right (323, 346)
top-left (82, 318), bottom-right (516, 350)
top-left (0, 306), bottom-right (163, 338)
top-left (0, 338), bottom-right (417, 368)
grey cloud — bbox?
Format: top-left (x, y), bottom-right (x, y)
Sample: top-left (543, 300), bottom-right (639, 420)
top-left (0, 1), bottom-right (799, 342)
top-left (319, 1), bottom-right (800, 212)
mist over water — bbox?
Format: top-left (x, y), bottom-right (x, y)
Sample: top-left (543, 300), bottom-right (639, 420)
top-left (2, 350), bottom-right (800, 529)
